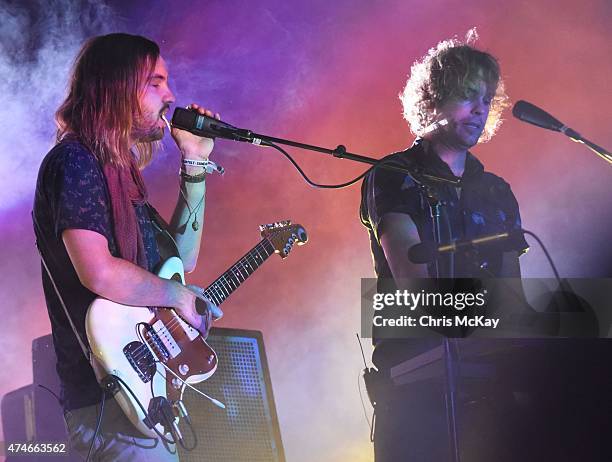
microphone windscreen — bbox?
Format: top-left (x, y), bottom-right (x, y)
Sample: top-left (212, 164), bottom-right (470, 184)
top-left (172, 107), bottom-right (198, 130)
top-left (171, 107), bottom-right (240, 140)
top-left (512, 100), bottom-right (564, 132)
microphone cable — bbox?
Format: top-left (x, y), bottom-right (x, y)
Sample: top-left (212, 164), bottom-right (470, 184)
top-left (355, 333), bottom-right (376, 442)
top-left (262, 140), bottom-right (387, 189)
top-left (521, 229), bottom-right (561, 283)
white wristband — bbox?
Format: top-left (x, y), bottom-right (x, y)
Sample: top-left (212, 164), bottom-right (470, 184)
top-left (182, 158), bottom-right (208, 168)
top-left (182, 158), bottom-right (225, 175)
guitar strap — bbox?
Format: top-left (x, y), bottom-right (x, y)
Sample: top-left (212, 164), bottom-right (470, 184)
top-left (31, 202), bottom-right (177, 362)
top-left (31, 211), bottom-right (92, 362)
top-left (145, 202), bottom-right (181, 264)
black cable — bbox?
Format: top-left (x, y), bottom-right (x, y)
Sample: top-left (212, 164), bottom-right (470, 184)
top-left (111, 374), bottom-right (176, 445)
top-left (177, 416), bottom-right (198, 452)
top-left (357, 371), bottom-right (374, 435)
top-left (263, 141), bottom-right (379, 189)
top-left (132, 323), bottom-right (178, 446)
top-left (132, 323), bottom-right (208, 452)
top-left (36, 384), bottom-right (60, 403)
top-left (521, 229), bottom-right (561, 283)
top-left (260, 139), bottom-right (562, 285)
top-left (355, 333), bottom-right (368, 369)
top-left (457, 228), bottom-right (565, 336)
top-left (134, 322), bottom-right (192, 449)
top-left (354, 334), bottom-right (374, 435)
top-left (85, 389), bottom-right (106, 462)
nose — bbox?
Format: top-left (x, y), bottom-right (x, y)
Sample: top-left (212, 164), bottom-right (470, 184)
top-left (471, 98), bottom-right (486, 115)
top-left (164, 87), bottom-right (176, 106)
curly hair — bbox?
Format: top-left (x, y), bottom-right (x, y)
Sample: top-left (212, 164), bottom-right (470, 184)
top-left (399, 29), bottom-right (510, 143)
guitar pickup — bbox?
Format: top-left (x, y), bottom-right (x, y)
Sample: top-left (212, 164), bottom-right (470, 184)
top-left (151, 320), bottom-right (182, 359)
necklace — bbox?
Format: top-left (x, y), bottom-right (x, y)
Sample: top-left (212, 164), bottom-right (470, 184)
top-left (179, 186), bottom-right (205, 231)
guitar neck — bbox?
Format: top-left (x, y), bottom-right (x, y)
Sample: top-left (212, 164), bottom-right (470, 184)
top-left (202, 238), bottom-right (276, 305)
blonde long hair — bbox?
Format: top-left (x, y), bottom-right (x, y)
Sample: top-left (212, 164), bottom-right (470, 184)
top-left (55, 33), bottom-right (160, 168)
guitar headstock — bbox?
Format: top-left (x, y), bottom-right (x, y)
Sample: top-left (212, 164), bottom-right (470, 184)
top-left (259, 220), bottom-right (308, 258)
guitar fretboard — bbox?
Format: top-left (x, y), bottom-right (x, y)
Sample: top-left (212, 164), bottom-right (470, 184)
top-left (203, 238), bottom-right (276, 305)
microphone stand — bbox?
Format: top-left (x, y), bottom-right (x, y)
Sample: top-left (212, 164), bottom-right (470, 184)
top-left (218, 126), bottom-right (463, 185)
top-left (227, 126), bottom-right (464, 462)
top-left (562, 130), bottom-right (612, 165)
top-left (421, 183), bottom-right (462, 462)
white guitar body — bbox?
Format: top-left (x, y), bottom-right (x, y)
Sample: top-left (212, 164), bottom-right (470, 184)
top-left (84, 221), bottom-right (307, 437)
top-left (85, 257), bottom-right (217, 438)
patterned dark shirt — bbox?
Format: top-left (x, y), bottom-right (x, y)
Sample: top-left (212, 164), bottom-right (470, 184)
top-left (32, 140), bottom-right (161, 410)
top-left (361, 139), bottom-right (528, 283)
top-left (360, 140), bottom-right (529, 367)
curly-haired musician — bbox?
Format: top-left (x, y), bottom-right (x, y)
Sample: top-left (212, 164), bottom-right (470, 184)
top-left (360, 31), bottom-right (530, 461)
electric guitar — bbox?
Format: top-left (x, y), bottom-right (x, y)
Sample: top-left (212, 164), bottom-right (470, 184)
top-left (85, 221), bottom-right (307, 438)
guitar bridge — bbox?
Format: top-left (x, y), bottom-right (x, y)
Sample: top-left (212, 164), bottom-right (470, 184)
top-left (123, 341), bottom-right (156, 383)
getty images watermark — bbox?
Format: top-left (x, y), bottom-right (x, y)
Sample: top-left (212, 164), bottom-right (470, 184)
top-left (361, 278), bottom-right (612, 339)
top-left (372, 288), bottom-right (496, 328)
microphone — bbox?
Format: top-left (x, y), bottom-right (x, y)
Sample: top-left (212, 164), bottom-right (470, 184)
top-left (513, 100), bottom-right (612, 165)
top-left (408, 230), bottom-right (524, 264)
top-left (512, 100), bottom-right (581, 139)
top-left (171, 107), bottom-right (254, 142)
top-left (422, 118), bottom-right (449, 135)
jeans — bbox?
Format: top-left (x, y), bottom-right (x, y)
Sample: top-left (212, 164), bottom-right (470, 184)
top-left (63, 397), bottom-right (179, 462)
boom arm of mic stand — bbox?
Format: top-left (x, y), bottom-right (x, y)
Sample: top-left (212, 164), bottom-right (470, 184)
top-left (557, 126), bottom-right (612, 165)
top-left (246, 130), bottom-right (462, 186)
top-left (566, 133), bottom-right (612, 165)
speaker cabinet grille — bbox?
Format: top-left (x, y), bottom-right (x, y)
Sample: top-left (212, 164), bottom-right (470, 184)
top-left (177, 328), bottom-right (285, 462)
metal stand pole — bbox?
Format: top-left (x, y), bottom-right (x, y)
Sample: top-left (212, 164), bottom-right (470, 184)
top-left (428, 197), bottom-right (461, 462)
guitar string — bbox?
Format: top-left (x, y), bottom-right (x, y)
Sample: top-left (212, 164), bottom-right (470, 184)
top-left (127, 239), bottom-right (277, 363)
top-left (128, 241), bottom-right (272, 363)
top-left (129, 249), bottom-right (267, 364)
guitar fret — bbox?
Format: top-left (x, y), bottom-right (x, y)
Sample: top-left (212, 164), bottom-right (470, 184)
top-left (215, 285), bottom-right (225, 303)
top-left (203, 288), bottom-right (213, 304)
top-left (235, 260), bottom-right (251, 280)
top-left (262, 239), bottom-right (276, 254)
top-left (226, 268), bottom-right (239, 282)
top-left (236, 263), bottom-right (247, 280)
top-left (204, 284), bottom-right (221, 305)
top-left (214, 283), bottom-right (225, 301)
top-left (203, 239), bottom-right (275, 305)
top-left (219, 280), bottom-right (231, 297)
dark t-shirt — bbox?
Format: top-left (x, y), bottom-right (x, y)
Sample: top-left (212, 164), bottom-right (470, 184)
top-left (361, 140), bottom-right (528, 280)
top-left (360, 140), bottom-right (529, 367)
top-left (32, 140), bottom-right (161, 410)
